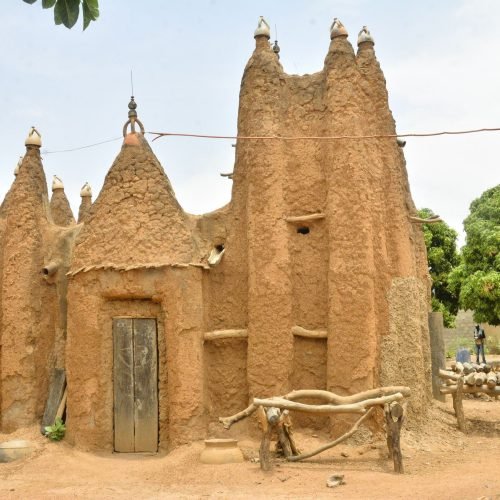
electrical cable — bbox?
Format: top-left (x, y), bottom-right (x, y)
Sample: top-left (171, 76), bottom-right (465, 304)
top-left (37, 126), bottom-right (500, 155)
top-left (147, 126), bottom-right (500, 142)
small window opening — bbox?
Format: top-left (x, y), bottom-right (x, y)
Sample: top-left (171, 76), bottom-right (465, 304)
top-left (215, 244), bottom-right (225, 252)
top-left (297, 226), bottom-right (310, 235)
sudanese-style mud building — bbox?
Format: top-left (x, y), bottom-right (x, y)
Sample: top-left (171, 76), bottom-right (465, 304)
top-left (0, 18), bottom-right (432, 452)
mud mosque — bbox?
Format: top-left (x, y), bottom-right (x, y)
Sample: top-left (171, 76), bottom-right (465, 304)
top-left (0, 18), bottom-right (432, 452)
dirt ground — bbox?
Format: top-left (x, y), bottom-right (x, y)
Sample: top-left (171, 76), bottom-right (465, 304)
top-left (1, 388), bottom-right (499, 500)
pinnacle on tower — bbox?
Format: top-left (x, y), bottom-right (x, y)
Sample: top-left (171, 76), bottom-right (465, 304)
top-left (254, 16), bottom-right (271, 38)
top-left (272, 39), bottom-right (280, 58)
top-left (25, 126), bottom-right (42, 148)
top-left (14, 156), bottom-right (23, 176)
top-left (52, 175), bottom-right (64, 191)
top-left (122, 96), bottom-right (145, 138)
top-left (357, 26), bottom-right (374, 45)
top-left (330, 18), bottom-right (348, 39)
top-left (80, 182), bottom-right (92, 198)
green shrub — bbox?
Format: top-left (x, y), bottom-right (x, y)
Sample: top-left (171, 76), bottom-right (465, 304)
top-left (485, 335), bottom-right (500, 355)
top-left (44, 418), bottom-right (66, 441)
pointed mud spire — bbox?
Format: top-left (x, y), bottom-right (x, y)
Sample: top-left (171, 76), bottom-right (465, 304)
top-left (50, 175), bottom-right (75, 227)
top-left (72, 106), bottom-right (195, 270)
top-left (78, 182), bottom-right (92, 223)
top-left (253, 16), bottom-right (272, 52)
top-left (325, 18), bottom-right (355, 68)
top-left (0, 126), bottom-right (50, 430)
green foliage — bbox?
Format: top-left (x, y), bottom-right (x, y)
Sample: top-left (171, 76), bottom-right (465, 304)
top-left (485, 334), bottom-right (500, 355)
top-left (22, 0), bottom-right (99, 30)
top-left (450, 185), bottom-right (500, 325)
top-left (44, 417), bottom-right (66, 441)
top-left (445, 335), bottom-right (472, 359)
top-left (418, 208), bottom-right (460, 327)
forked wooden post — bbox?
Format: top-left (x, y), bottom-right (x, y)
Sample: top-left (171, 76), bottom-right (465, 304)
top-left (384, 402), bottom-right (404, 474)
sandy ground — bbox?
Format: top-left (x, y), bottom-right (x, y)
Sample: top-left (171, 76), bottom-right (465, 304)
top-left (0, 393), bottom-right (499, 500)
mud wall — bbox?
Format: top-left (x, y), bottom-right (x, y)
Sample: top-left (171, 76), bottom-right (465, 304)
top-left (66, 267), bottom-right (205, 450)
top-left (231, 33), bottom-right (432, 427)
top-left (204, 338), bottom-right (248, 422)
top-left (380, 277), bottom-right (432, 430)
top-left (291, 337), bottom-right (328, 430)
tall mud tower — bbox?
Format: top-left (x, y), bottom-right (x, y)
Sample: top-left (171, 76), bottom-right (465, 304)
top-left (231, 19), bottom-right (431, 427)
top-left (0, 130), bottom-right (58, 430)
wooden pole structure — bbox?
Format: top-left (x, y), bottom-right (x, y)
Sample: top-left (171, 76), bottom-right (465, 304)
top-left (451, 377), bottom-right (467, 433)
top-left (384, 402), bottom-right (404, 474)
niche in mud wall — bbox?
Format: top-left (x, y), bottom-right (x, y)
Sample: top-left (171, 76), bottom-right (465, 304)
top-left (204, 338), bottom-right (248, 422)
top-left (289, 221), bottom-right (328, 329)
top-left (291, 336), bottom-right (328, 430)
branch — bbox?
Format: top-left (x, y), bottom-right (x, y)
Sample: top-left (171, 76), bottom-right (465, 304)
top-left (219, 403), bottom-right (258, 430)
top-left (287, 407), bottom-right (375, 462)
top-left (254, 393), bottom-right (404, 414)
top-left (284, 386), bottom-right (410, 405)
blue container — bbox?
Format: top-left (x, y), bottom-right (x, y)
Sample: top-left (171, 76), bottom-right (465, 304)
top-left (456, 347), bottom-right (471, 364)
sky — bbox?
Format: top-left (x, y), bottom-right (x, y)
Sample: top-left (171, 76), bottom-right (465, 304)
top-left (1, 0), bottom-right (499, 247)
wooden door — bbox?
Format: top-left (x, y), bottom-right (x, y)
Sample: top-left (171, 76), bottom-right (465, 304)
top-left (113, 318), bottom-right (158, 452)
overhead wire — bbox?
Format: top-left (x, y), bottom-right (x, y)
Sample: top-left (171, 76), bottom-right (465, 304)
top-left (147, 126), bottom-right (500, 142)
top-left (42, 136), bottom-right (123, 154)
top-left (37, 126), bottom-right (500, 155)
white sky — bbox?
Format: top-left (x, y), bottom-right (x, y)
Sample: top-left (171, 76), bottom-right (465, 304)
top-left (2, 0), bottom-right (499, 247)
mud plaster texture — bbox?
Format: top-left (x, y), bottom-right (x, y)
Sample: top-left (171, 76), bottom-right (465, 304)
top-left (0, 148), bottom-right (57, 430)
top-left (77, 195), bottom-right (91, 223)
top-left (49, 188), bottom-right (75, 227)
top-left (0, 31), bottom-right (432, 451)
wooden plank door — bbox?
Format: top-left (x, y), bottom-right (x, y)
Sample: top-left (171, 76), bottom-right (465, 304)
top-left (113, 318), bottom-right (158, 452)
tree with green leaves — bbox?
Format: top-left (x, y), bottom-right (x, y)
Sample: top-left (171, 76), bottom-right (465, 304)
top-left (418, 208), bottom-right (460, 327)
top-left (450, 185), bottom-right (500, 325)
top-left (23, 0), bottom-right (99, 30)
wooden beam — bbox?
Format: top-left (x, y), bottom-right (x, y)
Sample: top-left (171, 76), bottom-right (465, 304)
top-left (285, 387), bottom-right (411, 405)
top-left (41, 368), bottom-right (66, 434)
top-left (409, 215), bottom-right (442, 224)
top-left (440, 385), bottom-right (500, 395)
top-left (254, 393), bottom-right (405, 414)
top-left (438, 369), bottom-right (461, 381)
top-left (204, 329), bottom-right (248, 341)
top-left (291, 325), bottom-right (327, 339)
top-left (285, 213), bottom-right (325, 223)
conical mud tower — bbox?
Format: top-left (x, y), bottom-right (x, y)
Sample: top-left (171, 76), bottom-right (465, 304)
top-left (0, 128), bottom-right (57, 430)
top-left (50, 176), bottom-right (75, 227)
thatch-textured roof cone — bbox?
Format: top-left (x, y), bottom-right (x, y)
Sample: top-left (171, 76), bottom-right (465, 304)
top-left (50, 176), bottom-right (75, 227)
top-left (72, 134), bottom-right (195, 270)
